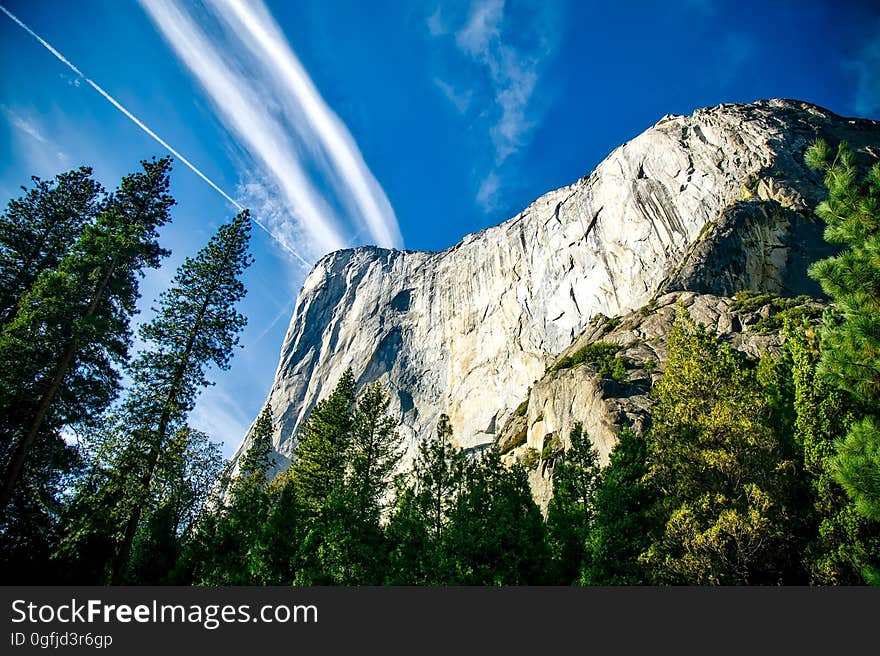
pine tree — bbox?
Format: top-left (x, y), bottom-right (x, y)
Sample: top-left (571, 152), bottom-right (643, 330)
top-left (349, 382), bottom-right (404, 523)
top-left (582, 427), bottom-right (653, 585)
top-left (445, 448), bottom-right (549, 585)
top-left (545, 422), bottom-right (601, 584)
top-left (287, 369), bottom-right (355, 515)
top-left (183, 407), bottom-right (274, 585)
top-left (291, 380), bottom-right (404, 585)
top-left (248, 471), bottom-right (305, 585)
top-left (386, 414), bottom-right (464, 584)
top-left (0, 157), bottom-right (174, 509)
top-left (128, 426), bottom-right (223, 584)
top-left (105, 209), bottom-right (253, 583)
top-left (0, 166), bottom-right (104, 326)
top-left (236, 406), bottom-right (274, 485)
top-left (805, 140), bottom-right (880, 583)
top-left (329, 382), bottom-right (403, 584)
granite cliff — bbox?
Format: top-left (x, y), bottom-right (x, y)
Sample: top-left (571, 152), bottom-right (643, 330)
top-left (233, 98), bottom-right (880, 476)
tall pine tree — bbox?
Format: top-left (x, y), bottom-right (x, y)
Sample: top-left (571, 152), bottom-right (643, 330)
top-left (105, 209), bottom-right (253, 583)
top-left (287, 369), bottom-right (355, 515)
top-left (0, 157), bottom-right (174, 509)
top-left (788, 324), bottom-right (880, 583)
top-left (386, 414), bottom-right (464, 584)
top-left (177, 407), bottom-right (273, 585)
top-left (0, 166), bottom-right (104, 326)
top-left (582, 427), bottom-right (653, 585)
top-left (545, 422), bottom-right (601, 584)
top-left (805, 139), bottom-right (880, 582)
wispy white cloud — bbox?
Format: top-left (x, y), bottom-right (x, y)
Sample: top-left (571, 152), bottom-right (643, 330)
top-left (2, 105), bottom-right (48, 144)
top-left (428, 0), bottom-right (559, 211)
top-left (850, 22), bottom-right (880, 118)
top-left (475, 170), bottom-right (499, 210)
top-left (456, 0), bottom-right (504, 57)
top-left (1, 105), bottom-right (69, 175)
top-left (434, 77), bottom-right (472, 114)
top-left (426, 7), bottom-right (448, 37)
top-left (211, 0), bottom-right (402, 251)
top-left (138, 0), bottom-right (346, 260)
top-left (139, 0), bottom-right (402, 263)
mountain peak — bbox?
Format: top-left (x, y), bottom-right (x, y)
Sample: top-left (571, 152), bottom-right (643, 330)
top-left (233, 99), bottom-right (880, 473)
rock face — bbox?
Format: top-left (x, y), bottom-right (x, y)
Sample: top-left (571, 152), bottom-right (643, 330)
top-left (234, 99), bottom-right (880, 473)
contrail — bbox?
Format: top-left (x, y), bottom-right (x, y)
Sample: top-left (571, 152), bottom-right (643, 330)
top-left (0, 4), bottom-right (311, 268)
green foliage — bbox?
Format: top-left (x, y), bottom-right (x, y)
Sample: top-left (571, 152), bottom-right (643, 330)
top-left (61, 209), bottom-right (253, 583)
top-left (582, 427), bottom-right (653, 585)
top-left (386, 415), bottom-right (549, 585)
top-left (0, 157), bottom-right (174, 516)
top-left (444, 448), bottom-right (549, 585)
top-left (247, 472), bottom-right (304, 585)
top-left (0, 166), bottom-right (104, 326)
top-left (128, 427), bottom-right (223, 585)
top-left (541, 434), bottom-right (563, 461)
top-left (834, 417), bottom-right (880, 521)
top-left (385, 414), bottom-right (464, 584)
top-left (731, 290), bottom-right (822, 333)
top-left (545, 423), bottom-right (600, 584)
top-left (288, 370), bottom-right (355, 514)
top-left (788, 327), bottom-right (880, 583)
top-left (806, 139), bottom-right (880, 581)
top-left (640, 309), bottom-right (801, 584)
top-left (731, 290), bottom-right (779, 313)
top-left (552, 341), bottom-right (630, 381)
top-left (521, 447), bottom-right (540, 469)
top-left (599, 316), bottom-right (621, 335)
top-left (301, 381), bottom-right (404, 585)
top-left (175, 408), bottom-right (274, 585)
top-left (639, 297), bottom-right (658, 317)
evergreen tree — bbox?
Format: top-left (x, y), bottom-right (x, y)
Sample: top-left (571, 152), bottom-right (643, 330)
top-left (445, 448), bottom-right (549, 585)
top-left (178, 408), bottom-right (273, 585)
top-left (100, 209), bottom-right (253, 583)
top-left (582, 427), bottom-right (653, 585)
top-left (545, 422), bottom-right (601, 584)
top-left (236, 406), bottom-right (274, 485)
top-left (386, 414), bottom-right (464, 584)
top-left (328, 382), bottom-right (403, 584)
top-left (292, 380), bottom-right (404, 585)
top-left (128, 426), bottom-right (223, 584)
top-left (640, 309), bottom-right (800, 585)
top-left (288, 369), bottom-right (355, 515)
top-left (349, 382), bottom-right (404, 525)
top-left (249, 471), bottom-right (305, 585)
top-left (805, 140), bottom-right (880, 583)
top-left (274, 370), bottom-right (355, 585)
top-left (0, 166), bottom-right (104, 326)
top-left (0, 157), bottom-right (174, 509)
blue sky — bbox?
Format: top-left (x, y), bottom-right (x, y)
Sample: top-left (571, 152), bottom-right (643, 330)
top-left (1, 0), bottom-right (879, 456)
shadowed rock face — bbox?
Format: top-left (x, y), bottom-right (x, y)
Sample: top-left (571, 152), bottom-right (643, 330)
top-left (233, 99), bottom-right (880, 474)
